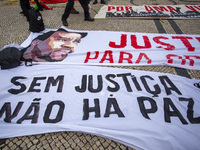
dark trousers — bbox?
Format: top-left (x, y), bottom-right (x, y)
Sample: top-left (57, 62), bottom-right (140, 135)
top-left (62, 0), bottom-right (89, 20)
top-left (34, 0), bottom-right (43, 10)
top-left (20, 0), bottom-right (31, 18)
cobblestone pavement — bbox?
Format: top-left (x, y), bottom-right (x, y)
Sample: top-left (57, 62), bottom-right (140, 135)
top-left (0, 0), bottom-right (200, 149)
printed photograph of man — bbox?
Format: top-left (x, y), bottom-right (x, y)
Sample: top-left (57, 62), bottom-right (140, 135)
top-left (22, 29), bottom-right (87, 62)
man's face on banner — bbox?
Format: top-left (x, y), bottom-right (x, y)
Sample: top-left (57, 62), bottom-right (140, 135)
top-left (24, 31), bottom-right (83, 62)
top-left (45, 32), bottom-right (82, 61)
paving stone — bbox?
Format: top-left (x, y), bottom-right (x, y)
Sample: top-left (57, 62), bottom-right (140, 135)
top-left (16, 140), bottom-right (22, 146)
top-left (60, 145), bottom-right (65, 150)
top-left (12, 138), bottom-right (18, 143)
top-left (8, 141), bottom-right (13, 147)
top-left (24, 138), bottom-right (30, 144)
top-left (30, 144), bottom-right (37, 150)
top-left (37, 143), bottom-right (43, 148)
top-left (27, 141), bottom-right (33, 148)
top-left (20, 141), bottom-right (26, 147)
top-left (63, 142), bottom-right (70, 148)
top-left (10, 144), bottom-right (17, 149)
top-left (30, 136), bottom-right (35, 141)
top-left (38, 147), bottom-right (44, 150)
top-left (43, 143), bottom-right (50, 149)
top-left (77, 141), bottom-right (84, 148)
top-left (32, 139), bottom-right (39, 144)
top-left (2, 146), bottom-right (9, 150)
top-left (41, 139), bottom-right (47, 145)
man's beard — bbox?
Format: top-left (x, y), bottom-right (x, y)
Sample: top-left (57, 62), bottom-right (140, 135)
top-left (35, 51), bottom-right (69, 62)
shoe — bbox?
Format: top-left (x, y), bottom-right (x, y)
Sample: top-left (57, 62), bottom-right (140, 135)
top-left (62, 19), bottom-right (68, 26)
top-left (93, 0), bottom-right (98, 4)
top-left (85, 17), bottom-right (95, 21)
top-left (100, 0), bottom-right (105, 4)
top-left (71, 7), bottom-right (79, 14)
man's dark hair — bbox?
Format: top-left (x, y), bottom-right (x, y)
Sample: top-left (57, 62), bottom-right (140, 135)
top-left (57, 28), bottom-right (88, 38)
top-left (29, 28), bottom-right (88, 42)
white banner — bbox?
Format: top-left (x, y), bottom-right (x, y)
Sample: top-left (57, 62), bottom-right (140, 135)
top-left (0, 64), bottom-right (200, 150)
top-left (94, 5), bottom-right (200, 19)
top-left (19, 27), bottom-right (200, 70)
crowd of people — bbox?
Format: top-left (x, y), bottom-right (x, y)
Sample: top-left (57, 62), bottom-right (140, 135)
top-left (19, 0), bottom-right (106, 26)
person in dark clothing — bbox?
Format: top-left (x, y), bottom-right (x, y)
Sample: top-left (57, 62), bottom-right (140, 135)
top-left (34, 0), bottom-right (44, 11)
top-left (71, 7), bottom-right (79, 14)
top-left (62, 0), bottom-right (94, 26)
top-left (19, 0), bottom-right (31, 21)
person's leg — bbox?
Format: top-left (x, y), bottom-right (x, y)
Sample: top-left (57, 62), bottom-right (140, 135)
top-left (20, 0), bottom-right (25, 14)
top-left (62, 0), bottom-right (74, 26)
top-left (62, 0), bottom-right (74, 19)
top-left (71, 7), bottom-right (79, 14)
top-left (34, 0), bottom-right (43, 11)
top-left (19, 0), bottom-right (30, 21)
top-left (25, 0), bottom-right (31, 9)
top-left (78, 0), bottom-right (94, 21)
